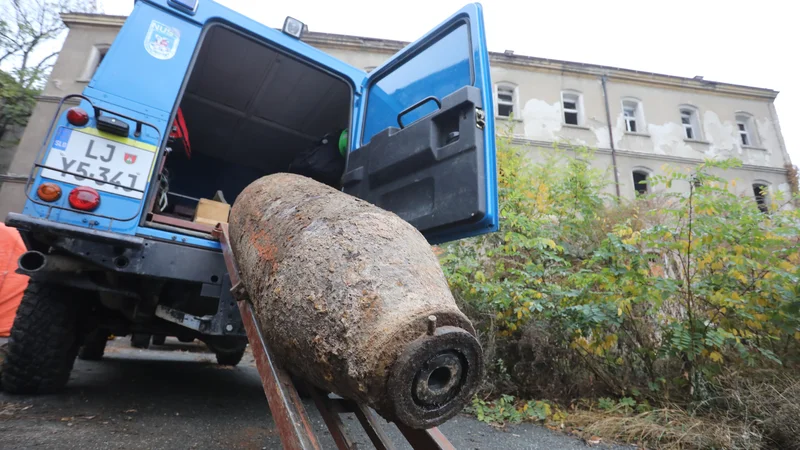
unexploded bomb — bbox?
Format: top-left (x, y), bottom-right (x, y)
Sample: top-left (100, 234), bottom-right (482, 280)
top-left (228, 173), bottom-right (483, 429)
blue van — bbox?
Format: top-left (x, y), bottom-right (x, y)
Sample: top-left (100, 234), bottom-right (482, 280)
top-left (2, 0), bottom-right (498, 393)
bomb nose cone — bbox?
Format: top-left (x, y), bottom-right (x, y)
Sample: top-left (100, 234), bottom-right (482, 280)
top-left (388, 325), bottom-right (484, 429)
top-left (413, 351), bottom-right (463, 407)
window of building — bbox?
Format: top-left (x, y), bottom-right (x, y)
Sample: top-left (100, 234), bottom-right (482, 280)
top-left (632, 170), bottom-right (649, 196)
top-left (737, 122), bottom-right (750, 145)
top-left (736, 113), bottom-right (757, 146)
top-left (680, 107), bottom-right (700, 140)
top-left (495, 83), bottom-right (517, 118)
top-left (624, 105), bottom-right (637, 132)
top-left (78, 44), bottom-right (110, 82)
top-left (622, 99), bottom-right (644, 133)
top-left (561, 91), bottom-right (582, 125)
top-left (752, 183), bottom-right (769, 213)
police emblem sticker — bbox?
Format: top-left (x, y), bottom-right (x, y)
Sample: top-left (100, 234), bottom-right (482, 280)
top-left (144, 20), bottom-right (180, 60)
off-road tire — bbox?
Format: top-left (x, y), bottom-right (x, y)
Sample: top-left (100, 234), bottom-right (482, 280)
top-left (1, 282), bottom-right (80, 394)
top-left (152, 335), bottom-right (166, 346)
top-left (78, 329), bottom-right (109, 361)
top-left (215, 347), bottom-right (246, 366)
top-left (130, 333), bottom-right (151, 349)
top-left (0, 343), bottom-right (9, 390)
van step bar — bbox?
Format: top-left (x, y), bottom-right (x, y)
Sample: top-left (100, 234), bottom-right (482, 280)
top-left (6, 212), bottom-right (144, 248)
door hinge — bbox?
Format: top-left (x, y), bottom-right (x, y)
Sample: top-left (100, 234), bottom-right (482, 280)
top-left (476, 108), bottom-right (486, 130)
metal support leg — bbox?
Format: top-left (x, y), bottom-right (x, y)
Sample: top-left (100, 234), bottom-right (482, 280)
top-left (352, 402), bottom-right (397, 450)
top-left (240, 301), bottom-right (322, 450)
top-left (396, 424), bottom-right (456, 450)
top-left (308, 386), bottom-right (358, 450)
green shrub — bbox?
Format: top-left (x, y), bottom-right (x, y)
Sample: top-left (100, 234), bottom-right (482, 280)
top-left (466, 394), bottom-right (562, 426)
top-left (441, 129), bottom-right (800, 403)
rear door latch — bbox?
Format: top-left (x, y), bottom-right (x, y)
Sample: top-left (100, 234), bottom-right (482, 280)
top-left (475, 108), bottom-right (486, 130)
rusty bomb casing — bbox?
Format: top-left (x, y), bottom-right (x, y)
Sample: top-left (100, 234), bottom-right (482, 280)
top-left (228, 173), bottom-right (484, 429)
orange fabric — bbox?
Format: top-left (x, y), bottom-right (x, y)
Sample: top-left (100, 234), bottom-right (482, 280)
top-left (0, 224), bottom-right (28, 337)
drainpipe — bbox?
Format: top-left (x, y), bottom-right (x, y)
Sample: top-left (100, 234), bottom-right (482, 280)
top-left (601, 74), bottom-right (621, 200)
top-left (766, 102), bottom-right (798, 204)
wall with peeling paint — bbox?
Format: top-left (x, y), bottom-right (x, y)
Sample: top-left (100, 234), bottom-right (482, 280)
top-left (490, 63), bottom-right (789, 170)
top-left (520, 138), bottom-right (792, 206)
top-left (604, 79), bottom-right (787, 169)
top-left (487, 60), bottom-right (792, 202)
top-left (491, 65), bottom-right (608, 148)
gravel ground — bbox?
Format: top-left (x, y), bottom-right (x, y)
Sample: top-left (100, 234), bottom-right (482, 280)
top-left (0, 337), bottom-right (630, 449)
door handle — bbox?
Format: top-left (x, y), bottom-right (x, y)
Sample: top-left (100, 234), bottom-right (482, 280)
top-left (397, 96), bottom-right (441, 129)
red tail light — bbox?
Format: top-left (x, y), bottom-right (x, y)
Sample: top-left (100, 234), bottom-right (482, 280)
top-left (66, 107), bottom-right (89, 126)
top-left (68, 186), bottom-right (100, 211)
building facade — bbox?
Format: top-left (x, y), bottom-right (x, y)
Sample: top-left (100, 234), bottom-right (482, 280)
top-left (0, 13), bottom-right (793, 217)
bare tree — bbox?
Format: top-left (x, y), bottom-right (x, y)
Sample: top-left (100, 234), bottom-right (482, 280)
top-left (0, 0), bottom-right (96, 142)
top-left (1, 0), bottom-right (96, 88)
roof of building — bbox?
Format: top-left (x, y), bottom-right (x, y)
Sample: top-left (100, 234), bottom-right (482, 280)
top-left (61, 13), bottom-right (778, 100)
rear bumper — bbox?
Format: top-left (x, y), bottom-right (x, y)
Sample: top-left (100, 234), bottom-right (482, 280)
top-left (6, 212), bottom-right (243, 337)
top-left (6, 212), bottom-right (225, 285)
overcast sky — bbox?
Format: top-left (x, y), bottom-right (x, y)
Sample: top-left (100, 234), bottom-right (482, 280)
top-left (97, 0), bottom-right (797, 164)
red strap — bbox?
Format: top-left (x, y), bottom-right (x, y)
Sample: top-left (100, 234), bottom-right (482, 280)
top-left (170, 108), bottom-right (192, 159)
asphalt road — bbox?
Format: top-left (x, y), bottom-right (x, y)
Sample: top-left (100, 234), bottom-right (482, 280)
top-left (0, 338), bottom-right (626, 449)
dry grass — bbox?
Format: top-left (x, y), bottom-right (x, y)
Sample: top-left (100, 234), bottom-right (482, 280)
top-left (709, 370), bottom-right (800, 449)
top-left (564, 407), bottom-right (762, 450)
top-left (559, 370), bottom-right (800, 449)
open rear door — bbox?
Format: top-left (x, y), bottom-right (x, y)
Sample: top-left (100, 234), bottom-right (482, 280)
top-left (344, 3), bottom-right (498, 244)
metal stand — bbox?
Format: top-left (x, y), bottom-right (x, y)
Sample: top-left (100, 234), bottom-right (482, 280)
top-left (213, 224), bottom-right (455, 450)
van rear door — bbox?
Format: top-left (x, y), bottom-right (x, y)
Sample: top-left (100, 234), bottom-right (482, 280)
top-left (345, 3), bottom-right (498, 244)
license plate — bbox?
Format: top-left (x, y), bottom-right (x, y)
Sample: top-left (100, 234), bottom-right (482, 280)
top-left (41, 127), bottom-right (156, 200)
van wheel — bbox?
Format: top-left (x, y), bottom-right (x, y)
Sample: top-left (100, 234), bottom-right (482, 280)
top-left (215, 348), bottom-right (245, 366)
top-left (78, 329), bottom-right (109, 361)
top-left (130, 333), bottom-right (151, 349)
top-left (1, 282), bottom-right (80, 394)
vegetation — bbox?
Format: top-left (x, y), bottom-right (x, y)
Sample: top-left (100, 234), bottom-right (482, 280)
top-left (440, 128), bottom-right (800, 448)
top-left (0, 71), bottom-right (36, 144)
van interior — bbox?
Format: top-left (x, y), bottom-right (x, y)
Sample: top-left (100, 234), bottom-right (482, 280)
top-left (145, 25), bottom-right (352, 236)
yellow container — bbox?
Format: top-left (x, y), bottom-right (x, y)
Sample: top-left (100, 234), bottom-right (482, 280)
top-left (193, 198), bottom-right (231, 226)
